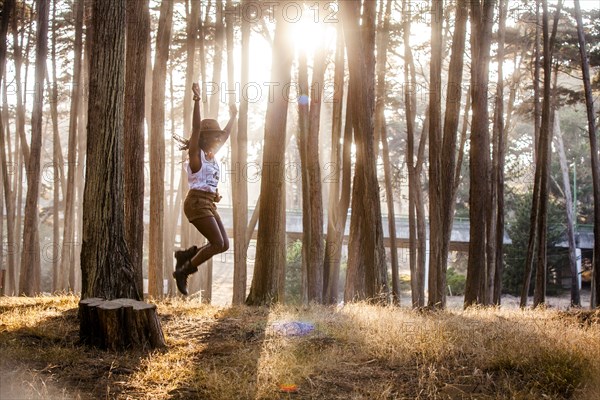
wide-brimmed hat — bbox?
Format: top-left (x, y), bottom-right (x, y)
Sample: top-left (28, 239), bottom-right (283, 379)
top-left (200, 119), bottom-right (224, 134)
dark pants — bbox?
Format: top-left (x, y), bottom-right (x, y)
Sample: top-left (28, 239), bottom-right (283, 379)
top-left (190, 215), bottom-right (229, 267)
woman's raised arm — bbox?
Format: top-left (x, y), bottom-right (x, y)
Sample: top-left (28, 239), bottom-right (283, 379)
top-left (188, 83), bottom-right (202, 173)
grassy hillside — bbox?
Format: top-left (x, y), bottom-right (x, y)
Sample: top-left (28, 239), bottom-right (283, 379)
top-left (0, 295), bottom-right (599, 399)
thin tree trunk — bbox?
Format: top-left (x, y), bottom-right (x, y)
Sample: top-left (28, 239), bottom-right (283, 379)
top-left (124, 0), bottom-right (149, 298)
top-left (323, 21), bottom-right (347, 304)
top-left (490, 0), bottom-right (508, 305)
top-left (533, 1), bottom-right (541, 165)
top-left (231, 0), bottom-right (249, 304)
top-left (573, 0), bottom-right (600, 308)
top-left (50, 0), bottom-right (63, 292)
top-left (209, 0), bottom-right (224, 118)
top-left (553, 112), bottom-right (581, 307)
top-left (0, 0), bottom-right (16, 295)
top-left (199, 0), bottom-right (211, 117)
top-left (11, 4), bottom-right (30, 171)
top-left (375, 0), bottom-right (399, 304)
top-left (245, 12), bottom-right (293, 306)
top-left (533, 0), bottom-right (562, 307)
top-left (59, 0), bottom-right (83, 295)
top-left (148, 0), bottom-right (173, 299)
top-left (20, 0), bottom-right (49, 296)
top-left (403, 0), bottom-right (420, 308)
top-left (428, 0), bottom-right (444, 308)
top-left (74, 0), bottom-right (93, 293)
top-left (415, 113), bottom-right (428, 307)
top-left (298, 51), bottom-right (310, 304)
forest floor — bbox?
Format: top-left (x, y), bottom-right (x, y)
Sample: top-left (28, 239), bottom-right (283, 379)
top-left (0, 295), bottom-right (599, 400)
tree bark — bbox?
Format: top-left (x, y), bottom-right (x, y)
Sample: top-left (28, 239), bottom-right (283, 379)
top-left (438, 0), bottom-right (468, 307)
top-left (0, 0), bottom-right (15, 295)
top-left (226, 0), bottom-right (250, 304)
top-left (124, 0), bottom-right (150, 298)
top-left (79, 298), bottom-right (165, 350)
top-left (553, 112), bottom-right (581, 307)
top-left (50, 0), bottom-right (65, 292)
top-left (323, 21), bottom-right (348, 304)
top-left (403, 0), bottom-right (421, 308)
top-left (428, 0), bottom-right (444, 308)
top-left (375, 0), bottom-right (399, 304)
top-left (80, 0), bottom-right (140, 301)
top-left (465, 0), bottom-right (494, 307)
top-left (60, 0), bottom-right (83, 294)
top-left (231, 0), bottom-right (249, 304)
top-left (298, 51), bottom-right (309, 304)
top-left (10, 3), bottom-right (30, 165)
top-left (532, 0), bottom-right (562, 307)
top-left (209, 0), bottom-right (224, 118)
top-left (148, 0), bottom-right (173, 298)
top-left (342, 0), bottom-right (388, 303)
top-left (573, 0), bottom-right (600, 308)
top-left (245, 10), bottom-right (293, 306)
top-left (20, 0), bottom-right (49, 296)
top-left (492, 0), bottom-right (508, 305)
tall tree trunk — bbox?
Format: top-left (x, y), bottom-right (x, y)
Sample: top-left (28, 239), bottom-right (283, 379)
top-left (11, 3), bottom-right (30, 165)
top-left (124, 0), bottom-right (149, 298)
top-left (533, 0), bottom-right (552, 307)
top-left (80, 0), bottom-right (139, 301)
top-left (298, 39), bottom-right (327, 304)
top-left (148, 0), bottom-right (173, 298)
top-left (0, 0), bottom-right (15, 295)
top-left (342, 0), bottom-right (388, 303)
top-left (465, 0), bottom-right (494, 307)
top-left (554, 111), bottom-right (581, 307)
top-left (20, 0), bottom-right (49, 296)
top-left (297, 51), bottom-right (310, 304)
top-left (403, 0), bottom-right (421, 308)
top-left (521, 3), bottom-right (542, 308)
top-left (375, 0), bottom-right (399, 304)
top-left (209, 0), bottom-right (224, 118)
top-left (245, 11), bottom-right (293, 306)
top-left (428, 0), bottom-right (444, 308)
top-left (231, 0), bottom-right (249, 305)
top-left (492, 0), bottom-right (508, 305)
top-left (50, 0), bottom-right (63, 292)
top-left (307, 43), bottom-right (327, 303)
top-left (532, 0), bottom-right (562, 307)
top-left (438, 0), bottom-right (468, 307)
top-left (532, 1), bottom-right (541, 165)
top-left (199, 0), bottom-right (210, 117)
top-left (323, 21), bottom-right (347, 304)
top-left (60, 0), bottom-right (83, 294)
top-left (74, 0), bottom-right (93, 293)
top-left (573, 0), bottom-right (600, 308)
top-left (494, 55), bottom-right (521, 305)
top-left (415, 114), bottom-right (429, 307)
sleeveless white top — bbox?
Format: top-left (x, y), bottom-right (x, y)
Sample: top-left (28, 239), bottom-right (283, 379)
top-left (187, 150), bottom-right (220, 193)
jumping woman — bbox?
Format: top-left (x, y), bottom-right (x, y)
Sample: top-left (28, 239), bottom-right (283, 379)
top-left (173, 82), bottom-right (237, 295)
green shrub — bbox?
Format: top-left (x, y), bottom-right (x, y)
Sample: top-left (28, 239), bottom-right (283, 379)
top-left (446, 267), bottom-right (466, 296)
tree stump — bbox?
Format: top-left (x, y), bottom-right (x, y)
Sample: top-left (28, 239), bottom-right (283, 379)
top-left (78, 298), bottom-right (166, 351)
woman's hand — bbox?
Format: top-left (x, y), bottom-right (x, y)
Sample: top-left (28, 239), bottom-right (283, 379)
top-left (229, 103), bottom-right (238, 119)
top-left (192, 83), bottom-right (201, 99)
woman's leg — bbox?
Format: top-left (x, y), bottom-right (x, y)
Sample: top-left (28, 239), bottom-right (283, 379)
top-left (190, 215), bottom-right (229, 267)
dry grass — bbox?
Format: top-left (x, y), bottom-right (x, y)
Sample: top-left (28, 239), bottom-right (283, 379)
top-left (1, 295), bottom-right (599, 399)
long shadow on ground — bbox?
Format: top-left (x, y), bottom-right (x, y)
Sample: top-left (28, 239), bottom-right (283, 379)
top-left (167, 305), bottom-right (270, 400)
top-left (0, 299), bottom-right (162, 400)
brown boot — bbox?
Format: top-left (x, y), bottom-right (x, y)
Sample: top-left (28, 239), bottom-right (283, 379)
top-left (173, 260), bottom-right (198, 295)
top-left (174, 245), bottom-right (198, 271)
